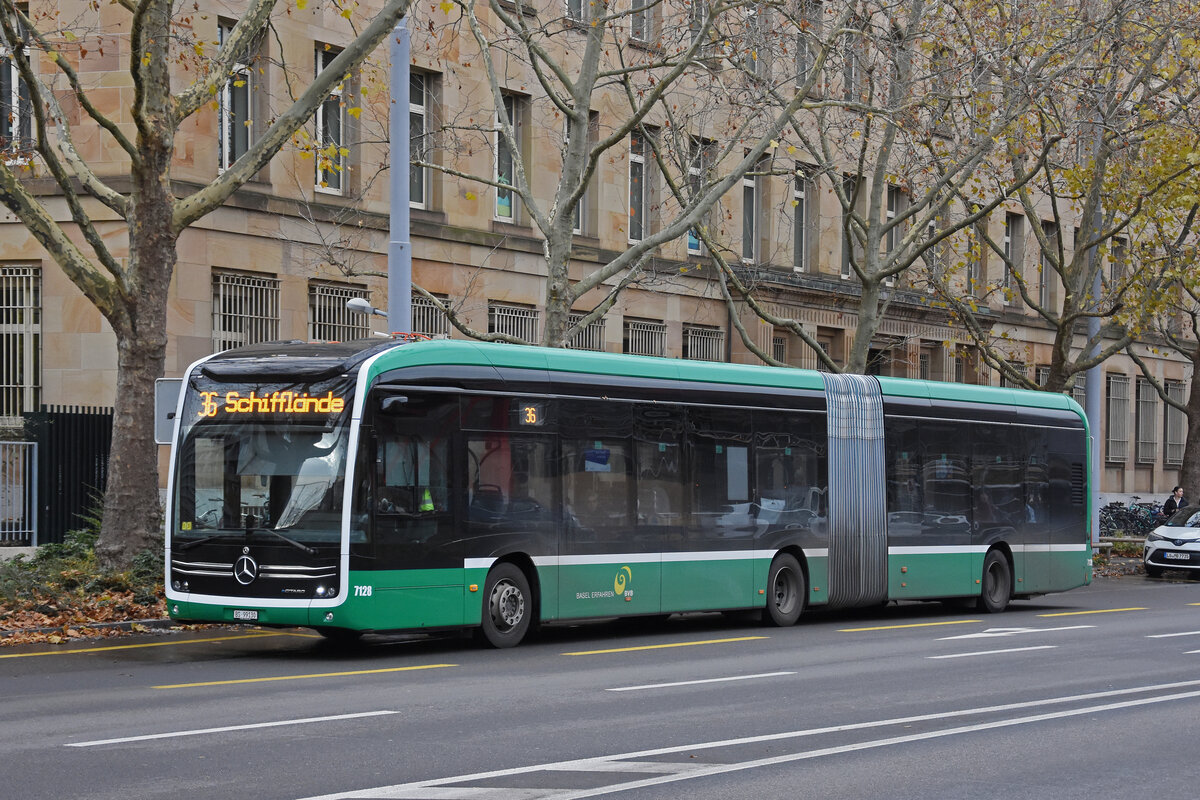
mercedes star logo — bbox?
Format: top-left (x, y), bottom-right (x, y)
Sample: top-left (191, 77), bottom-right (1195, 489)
top-left (234, 555), bottom-right (258, 585)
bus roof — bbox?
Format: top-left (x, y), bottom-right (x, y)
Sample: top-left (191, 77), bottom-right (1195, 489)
top-left (362, 339), bottom-right (1086, 419)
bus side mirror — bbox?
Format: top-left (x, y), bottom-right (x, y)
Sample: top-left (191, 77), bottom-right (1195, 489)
top-left (380, 396), bottom-right (409, 414)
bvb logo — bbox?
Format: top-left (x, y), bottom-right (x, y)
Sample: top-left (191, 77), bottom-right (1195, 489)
top-left (614, 565), bottom-right (632, 595)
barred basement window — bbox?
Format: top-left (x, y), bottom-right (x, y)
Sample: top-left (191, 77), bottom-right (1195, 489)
top-left (683, 325), bottom-right (724, 361)
top-left (1165, 380), bottom-right (1186, 467)
top-left (566, 313), bottom-right (605, 352)
top-left (488, 302), bottom-right (538, 343)
top-left (772, 335), bottom-right (786, 364)
top-left (412, 293), bottom-right (450, 337)
top-left (623, 319), bottom-right (666, 357)
top-left (1105, 374), bottom-right (1129, 463)
top-left (1000, 361), bottom-right (1025, 388)
top-left (308, 282), bottom-right (369, 341)
top-left (1135, 377), bottom-right (1158, 464)
top-left (0, 265), bottom-right (39, 424)
top-left (213, 272), bottom-right (280, 352)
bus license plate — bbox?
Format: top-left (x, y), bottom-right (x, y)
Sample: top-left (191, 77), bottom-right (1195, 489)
top-left (232, 609), bottom-right (259, 621)
top-left (1164, 552), bottom-right (1190, 561)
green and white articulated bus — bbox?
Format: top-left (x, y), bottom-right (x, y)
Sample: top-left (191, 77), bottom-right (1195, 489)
top-left (165, 337), bottom-right (1092, 647)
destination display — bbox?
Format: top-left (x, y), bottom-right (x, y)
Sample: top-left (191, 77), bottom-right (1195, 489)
top-left (196, 389), bottom-right (346, 417)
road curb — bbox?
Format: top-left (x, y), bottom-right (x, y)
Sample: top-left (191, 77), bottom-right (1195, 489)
top-left (0, 617), bottom-right (177, 639)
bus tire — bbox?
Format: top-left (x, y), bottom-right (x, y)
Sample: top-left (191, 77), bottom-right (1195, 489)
top-left (481, 563), bottom-right (532, 648)
top-left (976, 550), bottom-right (1012, 613)
top-left (765, 553), bottom-right (805, 626)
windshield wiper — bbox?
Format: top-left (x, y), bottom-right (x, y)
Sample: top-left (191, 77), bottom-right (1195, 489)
top-left (247, 527), bottom-right (319, 556)
top-left (175, 533), bottom-right (240, 552)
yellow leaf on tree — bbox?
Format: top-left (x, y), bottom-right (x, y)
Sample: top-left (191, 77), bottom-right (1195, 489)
top-left (439, 0), bottom-right (453, 11)
top-left (341, 8), bottom-right (352, 18)
top-left (297, 0), bottom-right (308, 7)
top-left (465, 191), bottom-right (476, 200)
top-left (142, 53), bottom-right (151, 66)
top-left (347, 107), bottom-right (362, 119)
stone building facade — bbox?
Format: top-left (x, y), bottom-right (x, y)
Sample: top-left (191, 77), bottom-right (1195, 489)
top-left (0, 0), bottom-right (1190, 496)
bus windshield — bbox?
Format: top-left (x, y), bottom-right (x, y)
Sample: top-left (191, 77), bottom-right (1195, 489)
top-left (172, 377), bottom-right (355, 548)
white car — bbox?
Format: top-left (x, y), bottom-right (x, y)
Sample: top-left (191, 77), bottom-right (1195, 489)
top-left (1143, 506), bottom-right (1200, 578)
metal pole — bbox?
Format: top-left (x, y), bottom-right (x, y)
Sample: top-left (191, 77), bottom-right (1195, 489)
top-left (388, 20), bottom-right (412, 335)
top-left (1086, 285), bottom-right (1102, 548)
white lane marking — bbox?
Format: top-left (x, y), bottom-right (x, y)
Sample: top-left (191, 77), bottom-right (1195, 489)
top-left (65, 711), bottom-right (398, 748)
top-left (1147, 630), bottom-right (1200, 639)
top-left (294, 680), bottom-right (1200, 800)
top-left (928, 645), bottom-right (1057, 660)
top-left (939, 625), bottom-right (1093, 640)
top-left (607, 672), bottom-right (796, 692)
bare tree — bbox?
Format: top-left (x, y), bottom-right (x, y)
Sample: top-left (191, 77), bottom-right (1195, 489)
top-left (0, 0), bottom-right (416, 568)
top-left (393, 0), bottom-right (859, 347)
top-left (923, 0), bottom-right (1200, 391)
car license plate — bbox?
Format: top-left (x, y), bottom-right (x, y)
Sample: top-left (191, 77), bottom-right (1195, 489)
top-left (232, 609), bottom-right (259, 621)
top-left (1164, 552), bottom-right (1190, 561)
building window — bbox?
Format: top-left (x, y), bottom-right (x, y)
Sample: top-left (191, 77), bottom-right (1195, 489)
top-left (966, 218), bottom-right (986, 294)
top-left (743, 4), bottom-right (766, 77)
top-left (686, 139), bottom-right (714, 255)
top-left (796, 0), bottom-right (822, 89)
top-left (841, 175), bottom-right (858, 278)
top-left (884, 185), bottom-right (901, 255)
top-left (1136, 377), bottom-right (1158, 464)
top-left (1000, 361), bottom-right (1026, 388)
top-left (567, 313), bottom-right (606, 351)
top-left (631, 0), bottom-right (653, 41)
top-left (488, 302), bottom-right (538, 343)
top-left (772, 335), bottom-right (787, 364)
top-left (412, 293), bottom-right (450, 337)
top-left (629, 130), bottom-right (648, 243)
top-left (742, 154), bottom-right (761, 263)
top-left (0, 265), bottom-right (39, 424)
top-left (1110, 236), bottom-right (1127, 285)
top-left (218, 21), bottom-right (257, 172)
top-left (0, 18), bottom-right (32, 157)
top-left (1105, 374), bottom-right (1130, 463)
top-left (683, 325), bottom-right (724, 361)
top-left (213, 272), bottom-right (280, 352)
top-left (1071, 377), bottom-right (1086, 407)
top-left (1036, 365), bottom-right (1051, 387)
top-left (315, 47), bottom-right (345, 193)
top-left (410, 72), bottom-right (430, 209)
top-left (793, 166), bottom-right (811, 271)
top-left (308, 282), bottom-right (370, 341)
top-left (1039, 220), bottom-right (1058, 308)
top-left (1003, 213), bottom-right (1022, 304)
top-left (567, 0), bottom-right (587, 22)
top-left (842, 15), bottom-right (866, 102)
top-left (1165, 380), bottom-right (1186, 467)
top-left (495, 95), bottom-right (521, 222)
top-left (623, 319), bottom-right (666, 357)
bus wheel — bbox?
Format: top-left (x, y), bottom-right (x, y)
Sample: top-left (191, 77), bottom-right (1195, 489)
top-left (765, 554), bottom-right (805, 626)
top-left (976, 550), bottom-right (1012, 613)
top-left (481, 563), bottom-right (532, 648)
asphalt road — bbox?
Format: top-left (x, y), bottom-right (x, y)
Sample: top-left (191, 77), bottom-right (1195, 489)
top-left (3, 572), bottom-right (1199, 800)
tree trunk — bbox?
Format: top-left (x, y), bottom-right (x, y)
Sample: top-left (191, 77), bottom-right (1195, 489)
top-left (95, 58), bottom-right (176, 571)
top-left (95, 317), bottom-right (169, 571)
top-left (1179, 357), bottom-right (1200, 503)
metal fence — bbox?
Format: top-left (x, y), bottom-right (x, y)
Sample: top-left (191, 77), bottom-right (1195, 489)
top-left (22, 406), bottom-right (112, 544)
top-left (0, 441), bottom-right (36, 545)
